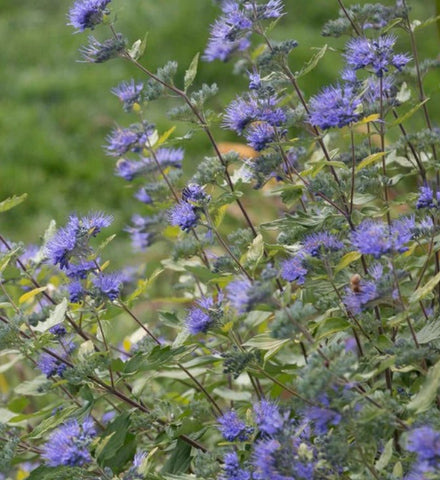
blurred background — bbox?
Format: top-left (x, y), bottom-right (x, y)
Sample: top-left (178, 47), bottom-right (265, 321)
top-left (0, 0), bottom-right (438, 257)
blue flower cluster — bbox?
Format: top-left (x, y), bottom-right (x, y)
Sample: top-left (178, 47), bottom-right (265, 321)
top-left (186, 294), bottom-right (223, 334)
top-left (281, 231), bottom-right (343, 285)
top-left (405, 426), bottom-right (440, 477)
top-left (204, 0), bottom-right (284, 62)
top-left (68, 0), bottom-right (111, 32)
top-left (42, 417), bottom-right (96, 467)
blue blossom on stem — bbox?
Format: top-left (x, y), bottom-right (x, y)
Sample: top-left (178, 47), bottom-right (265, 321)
top-left (302, 232), bottom-right (343, 257)
top-left (68, 0), bottom-right (111, 32)
top-left (38, 340), bottom-right (75, 378)
top-left (46, 213), bottom-right (112, 269)
top-left (79, 34), bottom-right (125, 63)
top-left (343, 279), bottom-right (378, 315)
top-left (221, 451), bottom-right (251, 480)
top-left (93, 271), bottom-right (123, 300)
top-left (186, 295), bottom-right (221, 334)
top-left (344, 35), bottom-right (410, 77)
top-left (169, 202), bottom-right (199, 232)
top-left (134, 187), bottom-right (153, 204)
top-left (66, 260), bottom-right (96, 279)
top-left (155, 147), bottom-right (184, 169)
top-left (303, 395), bottom-right (341, 435)
top-left (68, 280), bottom-right (85, 303)
top-left (226, 277), bottom-right (252, 313)
top-left (254, 400), bottom-right (284, 436)
top-left (46, 216), bottom-right (79, 269)
top-left (416, 185), bottom-right (436, 209)
top-left (218, 410), bottom-right (252, 442)
top-left (112, 79), bottom-right (143, 112)
top-left (309, 83), bottom-right (361, 130)
top-left (405, 426), bottom-right (440, 476)
top-left (125, 214), bottom-right (162, 252)
top-left (115, 158), bottom-right (145, 181)
top-left (42, 417), bottom-right (96, 467)
top-left (105, 124), bottom-right (153, 157)
top-left (351, 220), bottom-right (391, 258)
top-left (245, 122), bottom-right (277, 151)
top-left (223, 95), bottom-right (259, 134)
top-left (203, 1), bottom-right (252, 62)
top-left (260, 0), bottom-right (285, 19)
top-left (182, 183), bottom-right (211, 204)
top-left (280, 253), bottom-right (307, 285)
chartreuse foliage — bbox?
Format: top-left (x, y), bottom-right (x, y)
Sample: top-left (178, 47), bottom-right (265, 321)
top-left (2, 0), bottom-right (440, 478)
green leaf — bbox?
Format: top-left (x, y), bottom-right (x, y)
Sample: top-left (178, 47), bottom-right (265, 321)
top-left (28, 466), bottom-right (85, 480)
top-left (356, 152), bottom-right (386, 171)
top-left (19, 286), bottom-right (48, 304)
top-left (0, 246), bottom-right (21, 274)
top-left (32, 297), bottom-right (67, 333)
top-left (14, 375), bottom-right (50, 397)
top-left (25, 406), bottom-right (79, 439)
top-left (97, 412), bottom-right (136, 473)
top-left (127, 33), bottom-right (148, 60)
top-left (213, 388), bottom-right (252, 401)
top-left (0, 193), bottom-right (27, 213)
top-left (408, 359), bottom-right (440, 413)
top-left (389, 99), bottom-right (430, 127)
top-left (316, 317), bottom-right (351, 340)
top-left (161, 439), bottom-right (192, 474)
top-left (335, 251), bottom-right (361, 273)
top-left (184, 52), bottom-right (200, 91)
top-left (295, 44), bottom-right (328, 79)
top-left (417, 321), bottom-right (440, 344)
top-left (243, 234), bottom-right (264, 272)
top-left (410, 270), bottom-right (440, 303)
top-left (375, 438), bottom-right (393, 471)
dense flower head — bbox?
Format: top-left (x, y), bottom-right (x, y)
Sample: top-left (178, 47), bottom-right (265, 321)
top-left (226, 277), bottom-right (253, 313)
top-left (169, 202), bottom-right (199, 232)
top-left (222, 451), bottom-right (251, 480)
top-left (309, 83), bottom-right (361, 130)
top-left (223, 95), bottom-right (259, 133)
top-left (134, 187), bottom-right (153, 204)
top-left (302, 232), bottom-right (343, 257)
top-left (343, 279), bottom-right (377, 314)
top-left (218, 410), bottom-right (252, 441)
top-left (405, 426), bottom-right (440, 476)
top-left (115, 158), bottom-right (144, 181)
top-left (37, 340), bottom-right (75, 378)
top-left (46, 213), bottom-right (112, 269)
top-left (280, 253), bottom-right (307, 285)
top-left (125, 214), bottom-right (163, 252)
top-left (105, 123), bottom-right (154, 157)
top-left (203, 2), bottom-right (251, 62)
top-left (65, 260), bottom-right (96, 279)
top-left (259, 0), bottom-right (284, 19)
top-left (79, 34), bottom-right (126, 63)
top-left (186, 295), bottom-right (222, 334)
top-left (42, 417), bottom-right (96, 467)
top-left (68, 280), bottom-right (84, 303)
top-left (344, 35), bottom-right (410, 77)
top-left (68, 0), bottom-right (111, 32)
top-left (155, 147), bottom-right (184, 169)
top-left (254, 400), bottom-right (284, 436)
top-left (112, 79), bottom-right (143, 112)
top-left (92, 271), bottom-right (123, 300)
top-left (303, 395), bottom-right (341, 435)
top-left (416, 184), bottom-right (437, 209)
top-left (351, 217), bottom-right (415, 258)
top-left (182, 183), bottom-right (211, 204)
top-left (246, 122), bottom-right (277, 151)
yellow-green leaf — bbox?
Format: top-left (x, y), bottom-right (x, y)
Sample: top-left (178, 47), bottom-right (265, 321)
top-left (335, 251), bottom-right (361, 273)
top-left (389, 99), bottom-right (430, 127)
top-left (32, 298), bottom-right (68, 333)
top-left (0, 194), bottom-right (27, 213)
top-left (407, 358), bottom-right (440, 413)
top-left (356, 152), bottom-right (386, 172)
top-left (19, 287), bottom-right (47, 304)
top-left (410, 270), bottom-right (440, 303)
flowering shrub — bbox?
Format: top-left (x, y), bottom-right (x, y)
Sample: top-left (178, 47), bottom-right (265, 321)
top-left (2, 0), bottom-right (440, 478)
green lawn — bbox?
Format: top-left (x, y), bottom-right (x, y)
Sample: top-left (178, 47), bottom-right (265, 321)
top-left (1, 0), bottom-right (438, 250)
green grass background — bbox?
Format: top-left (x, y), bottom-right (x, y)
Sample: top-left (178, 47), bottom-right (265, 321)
top-left (0, 0), bottom-right (438, 253)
